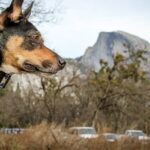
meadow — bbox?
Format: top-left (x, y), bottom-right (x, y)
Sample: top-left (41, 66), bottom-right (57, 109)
top-left (0, 123), bottom-right (150, 150)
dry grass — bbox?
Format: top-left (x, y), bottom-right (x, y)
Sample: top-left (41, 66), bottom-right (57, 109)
top-left (0, 123), bottom-right (150, 150)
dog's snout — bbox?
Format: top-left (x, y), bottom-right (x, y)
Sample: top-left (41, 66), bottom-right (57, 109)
top-left (42, 56), bottom-right (66, 72)
top-left (58, 56), bottom-right (66, 68)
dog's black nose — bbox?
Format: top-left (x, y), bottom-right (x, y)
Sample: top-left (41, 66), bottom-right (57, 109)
top-left (58, 56), bottom-right (66, 67)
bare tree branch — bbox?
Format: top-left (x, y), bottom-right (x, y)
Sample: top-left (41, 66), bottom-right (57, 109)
top-left (0, 0), bottom-right (63, 24)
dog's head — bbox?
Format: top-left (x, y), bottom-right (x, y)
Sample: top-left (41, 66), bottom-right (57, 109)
top-left (0, 0), bottom-right (66, 74)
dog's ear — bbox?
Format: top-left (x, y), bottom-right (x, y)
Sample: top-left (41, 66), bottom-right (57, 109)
top-left (23, 2), bottom-right (34, 20)
top-left (7, 0), bottom-right (24, 22)
top-left (0, 0), bottom-right (24, 30)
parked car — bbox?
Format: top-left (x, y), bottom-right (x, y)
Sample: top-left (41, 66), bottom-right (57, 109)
top-left (125, 130), bottom-right (150, 141)
top-left (115, 134), bottom-right (126, 140)
top-left (69, 127), bottom-right (98, 139)
top-left (101, 133), bottom-right (117, 142)
top-left (0, 128), bottom-right (24, 134)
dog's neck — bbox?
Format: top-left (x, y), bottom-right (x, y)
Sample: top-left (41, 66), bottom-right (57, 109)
top-left (0, 32), bottom-right (4, 66)
top-left (0, 33), bottom-right (12, 88)
top-left (0, 50), bottom-right (2, 66)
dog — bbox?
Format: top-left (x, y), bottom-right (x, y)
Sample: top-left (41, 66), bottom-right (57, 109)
top-left (0, 0), bottom-right (66, 88)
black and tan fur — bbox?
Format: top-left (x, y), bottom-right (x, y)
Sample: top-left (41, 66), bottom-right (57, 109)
top-left (0, 0), bottom-right (66, 87)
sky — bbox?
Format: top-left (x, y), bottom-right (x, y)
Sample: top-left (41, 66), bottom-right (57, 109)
top-left (4, 0), bottom-right (150, 58)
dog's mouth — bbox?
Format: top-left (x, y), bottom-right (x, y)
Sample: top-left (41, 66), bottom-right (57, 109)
top-left (22, 62), bottom-right (59, 74)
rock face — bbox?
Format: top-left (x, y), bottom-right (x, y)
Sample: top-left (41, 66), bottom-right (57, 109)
top-left (79, 31), bottom-right (150, 71)
top-left (11, 74), bottom-right (44, 97)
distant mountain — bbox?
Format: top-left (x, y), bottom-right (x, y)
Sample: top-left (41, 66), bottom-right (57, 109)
top-left (79, 31), bottom-right (150, 72)
top-left (10, 31), bottom-right (150, 94)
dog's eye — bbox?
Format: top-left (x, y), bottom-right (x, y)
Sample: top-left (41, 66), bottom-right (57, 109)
top-left (26, 32), bottom-right (41, 39)
top-left (31, 34), bottom-right (40, 40)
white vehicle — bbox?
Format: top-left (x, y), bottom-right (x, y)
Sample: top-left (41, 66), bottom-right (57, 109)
top-left (115, 134), bottom-right (126, 140)
top-left (69, 127), bottom-right (98, 139)
top-left (0, 128), bottom-right (24, 134)
top-left (125, 130), bottom-right (150, 140)
top-left (101, 133), bottom-right (117, 142)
